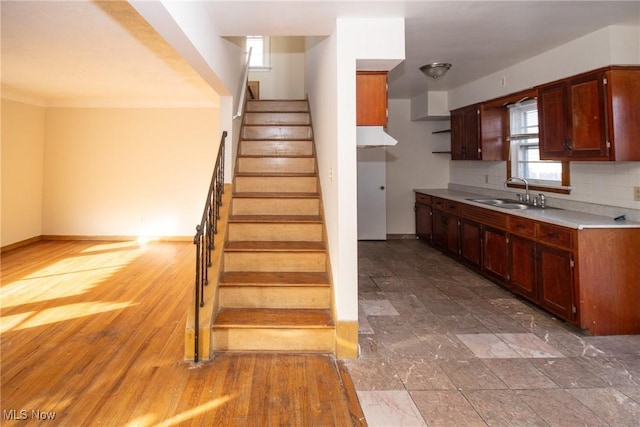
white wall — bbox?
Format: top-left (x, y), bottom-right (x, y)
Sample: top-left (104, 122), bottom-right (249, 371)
top-left (130, 0), bottom-right (244, 183)
top-left (448, 25), bottom-right (640, 217)
top-left (42, 107), bottom-right (220, 238)
top-left (1, 99), bottom-right (46, 246)
top-left (307, 18), bottom-right (404, 324)
top-left (249, 37), bottom-right (306, 99)
top-left (449, 25), bottom-right (640, 109)
top-left (385, 99), bottom-right (450, 234)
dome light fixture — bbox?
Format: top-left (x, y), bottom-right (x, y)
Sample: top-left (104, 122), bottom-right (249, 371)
top-left (420, 62), bottom-right (452, 79)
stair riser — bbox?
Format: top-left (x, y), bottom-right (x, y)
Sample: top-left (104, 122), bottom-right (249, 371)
top-left (240, 140), bottom-right (313, 156)
top-left (212, 328), bottom-right (334, 352)
top-left (228, 223), bottom-right (323, 242)
top-left (244, 112), bottom-right (310, 125)
top-left (223, 252), bottom-right (326, 272)
top-left (234, 177), bottom-right (317, 193)
top-left (237, 157), bottom-right (315, 174)
top-left (246, 100), bottom-right (309, 112)
top-left (219, 287), bottom-right (330, 309)
top-left (241, 126), bottom-right (312, 140)
top-left (231, 198), bottom-right (320, 216)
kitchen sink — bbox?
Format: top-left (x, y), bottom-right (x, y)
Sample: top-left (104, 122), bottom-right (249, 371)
top-left (467, 198), bottom-right (547, 210)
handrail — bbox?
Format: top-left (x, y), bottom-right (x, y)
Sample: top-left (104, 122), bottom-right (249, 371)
top-left (192, 130), bottom-right (227, 363)
top-left (233, 47), bottom-right (252, 119)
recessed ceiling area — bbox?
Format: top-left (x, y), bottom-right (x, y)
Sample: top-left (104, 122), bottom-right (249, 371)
top-left (2, 1), bottom-right (638, 106)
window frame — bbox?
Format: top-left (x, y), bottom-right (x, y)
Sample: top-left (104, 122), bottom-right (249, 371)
top-left (496, 90), bottom-right (571, 195)
top-left (246, 35), bottom-right (271, 71)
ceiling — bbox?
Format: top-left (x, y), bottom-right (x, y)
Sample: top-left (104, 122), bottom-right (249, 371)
top-left (2, 1), bottom-right (639, 106)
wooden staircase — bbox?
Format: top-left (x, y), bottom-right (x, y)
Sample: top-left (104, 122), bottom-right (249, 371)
top-left (213, 100), bottom-right (335, 353)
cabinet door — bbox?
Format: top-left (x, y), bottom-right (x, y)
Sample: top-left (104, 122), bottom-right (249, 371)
top-left (356, 71), bottom-right (388, 126)
top-left (432, 209), bottom-right (446, 249)
top-left (415, 203), bottom-right (432, 242)
top-left (462, 106), bottom-right (481, 160)
top-left (460, 219), bottom-right (482, 270)
top-left (450, 109), bottom-right (465, 160)
top-left (444, 214), bottom-right (460, 257)
top-left (537, 244), bottom-right (575, 321)
top-left (568, 72), bottom-right (608, 158)
top-left (538, 82), bottom-right (569, 159)
top-left (510, 235), bottom-right (537, 301)
top-left (482, 226), bottom-right (509, 286)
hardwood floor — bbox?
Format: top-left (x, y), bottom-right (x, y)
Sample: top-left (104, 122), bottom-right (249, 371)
top-left (1, 240), bottom-right (364, 426)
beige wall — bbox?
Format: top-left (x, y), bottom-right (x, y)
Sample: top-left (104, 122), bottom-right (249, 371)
top-left (1, 101), bottom-right (221, 247)
top-left (1, 99), bottom-right (46, 246)
top-left (42, 107), bottom-right (220, 238)
top-left (249, 37), bottom-right (306, 100)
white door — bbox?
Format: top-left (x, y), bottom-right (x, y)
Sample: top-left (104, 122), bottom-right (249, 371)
top-left (357, 147), bottom-right (387, 240)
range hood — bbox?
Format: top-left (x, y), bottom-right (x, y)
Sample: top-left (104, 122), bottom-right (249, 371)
top-left (356, 126), bottom-right (398, 148)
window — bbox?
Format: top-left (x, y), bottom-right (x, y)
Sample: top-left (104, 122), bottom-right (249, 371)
top-left (246, 35), bottom-right (270, 70)
top-left (508, 99), bottom-right (565, 189)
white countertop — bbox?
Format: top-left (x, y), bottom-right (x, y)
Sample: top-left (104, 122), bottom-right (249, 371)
top-left (414, 188), bottom-right (640, 229)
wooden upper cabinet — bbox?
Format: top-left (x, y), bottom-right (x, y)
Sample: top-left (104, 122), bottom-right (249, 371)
top-left (451, 103), bottom-right (506, 161)
top-left (356, 71), bottom-right (388, 126)
top-left (539, 67), bottom-right (640, 161)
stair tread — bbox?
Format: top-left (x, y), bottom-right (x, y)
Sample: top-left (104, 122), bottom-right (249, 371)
top-left (225, 241), bottom-right (325, 251)
top-left (220, 271), bottom-right (330, 286)
top-left (235, 172), bottom-right (317, 177)
top-left (214, 308), bottom-right (334, 328)
top-left (238, 154), bottom-right (315, 159)
top-left (232, 192), bottom-right (319, 199)
top-left (229, 214), bottom-right (322, 223)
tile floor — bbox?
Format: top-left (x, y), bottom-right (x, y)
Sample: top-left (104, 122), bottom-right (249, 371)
top-left (345, 240), bottom-right (640, 427)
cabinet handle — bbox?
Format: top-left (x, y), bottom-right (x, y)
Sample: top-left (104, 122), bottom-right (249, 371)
top-left (516, 224), bottom-right (526, 230)
top-left (547, 232), bottom-right (560, 238)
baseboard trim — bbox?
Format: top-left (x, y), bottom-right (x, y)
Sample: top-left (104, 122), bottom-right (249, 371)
top-left (0, 236), bottom-right (43, 253)
top-left (386, 233), bottom-right (416, 240)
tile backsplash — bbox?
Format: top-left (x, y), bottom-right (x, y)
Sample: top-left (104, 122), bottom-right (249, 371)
top-left (449, 161), bottom-right (640, 221)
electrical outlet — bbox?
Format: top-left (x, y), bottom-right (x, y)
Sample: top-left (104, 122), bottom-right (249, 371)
top-left (634, 187), bottom-right (640, 201)
top-left (484, 174), bottom-right (489, 184)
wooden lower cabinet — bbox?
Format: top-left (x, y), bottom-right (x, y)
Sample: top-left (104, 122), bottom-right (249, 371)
top-left (537, 244), bottom-right (575, 321)
top-left (414, 192), bottom-right (640, 335)
top-left (509, 235), bottom-right (537, 301)
top-left (433, 209), bottom-right (459, 257)
top-left (460, 219), bottom-right (481, 269)
top-left (415, 202), bottom-right (432, 242)
top-left (482, 226), bottom-right (510, 286)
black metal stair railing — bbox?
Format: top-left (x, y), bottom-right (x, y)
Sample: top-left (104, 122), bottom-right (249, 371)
top-left (192, 130), bottom-right (226, 363)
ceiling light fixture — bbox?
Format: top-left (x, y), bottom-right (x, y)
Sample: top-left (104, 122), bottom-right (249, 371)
top-left (420, 62), bottom-right (452, 79)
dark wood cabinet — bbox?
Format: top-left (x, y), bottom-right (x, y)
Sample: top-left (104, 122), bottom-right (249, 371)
top-left (510, 235), bottom-right (537, 301)
top-left (460, 219), bottom-right (482, 269)
top-left (451, 105), bottom-right (480, 160)
top-left (415, 194), bottom-right (432, 242)
top-left (538, 67), bottom-right (640, 161)
top-left (451, 103), bottom-right (506, 161)
top-left (356, 71), bottom-right (388, 126)
top-left (482, 226), bottom-right (509, 286)
top-left (432, 198), bottom-right (460, 257)
top-left (414, 190), bottom-right (640, 335)
top-left (537, 244), bottom-right (575, 321)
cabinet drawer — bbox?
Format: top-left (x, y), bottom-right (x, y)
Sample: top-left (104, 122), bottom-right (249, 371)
top-left (537, 223), bottom-right (573, 249)
top-left (461, 205), bottom-right (507, 229)
top-left (444, 200), bottom-right (460, 214)
top-left (510, 217), bottom-right (536, 238)
top-left (433, 197), bottom-right (446, 210)
top-left (415, 193), bottom-right (432, 205)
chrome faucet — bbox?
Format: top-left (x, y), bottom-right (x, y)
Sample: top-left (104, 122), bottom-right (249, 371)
top-left (505, 176), bottom-right (530, 203)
